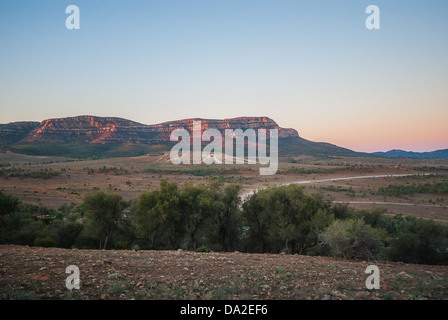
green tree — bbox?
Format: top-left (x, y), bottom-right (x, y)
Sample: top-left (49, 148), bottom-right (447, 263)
top-left (269, 185), bottom-right (333, 254)
top-left (56, 221), bottom-right (83, 248)
top-left (136, 180), bottom-right (184, 249)
top-left (0, 191), bottom-right (20, 215)
top-left (179, 183), bottom-right (210, 249)
top-left (83, 191), bottom-right (128, 249)
top-left (206, 181), bottom-right (242, 252)
top-left (242, 189), bottom-right (274, 253)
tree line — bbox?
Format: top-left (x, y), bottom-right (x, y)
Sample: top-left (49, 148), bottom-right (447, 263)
top-left (1, 180), bottom-right (448, 265)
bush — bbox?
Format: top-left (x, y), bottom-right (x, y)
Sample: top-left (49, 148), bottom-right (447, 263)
top-left (0, 191), bottom-right (20, 215)
top-left (114, 241), bottom-right (128, 250)
top-left (132, 244), bottom-right (140, 251)
top-left (56, 221), bottom-right (83, 248)
top-left (386, 216), bottom-right (448, 265)
top-left (195, 246), bottom-right (211, 253)
top-left (319, 219), bottom-right (385, 260)
top-left (34, 237), bottom-right (56, 248)
top-left (243, 184), bottom-right (333, 254)
top-left (0, 212), bottom-right (48, 246)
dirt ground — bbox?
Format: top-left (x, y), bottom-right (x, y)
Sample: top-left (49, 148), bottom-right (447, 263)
top-left (0, 245), bottom-right (447, 300)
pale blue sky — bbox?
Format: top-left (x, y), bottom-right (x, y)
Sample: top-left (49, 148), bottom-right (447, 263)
top-left (1, 0), bottom-right (447, 152)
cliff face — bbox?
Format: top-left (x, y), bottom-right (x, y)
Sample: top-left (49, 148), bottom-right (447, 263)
top-left (24, 116), bottom-right (146, 144)
top-left (14, 115), bottom-right (299, 145)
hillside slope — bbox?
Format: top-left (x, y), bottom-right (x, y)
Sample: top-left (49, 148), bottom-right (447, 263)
top-left (0, 245), bottom-right (446, 300)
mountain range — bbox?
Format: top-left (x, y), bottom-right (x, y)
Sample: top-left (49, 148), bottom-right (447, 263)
top-left (0, 115), bottom-right (360, 158)
top-left (0, 115), bottom-right (446, 159)
top-left (372, 149), bottom-right (448, 159)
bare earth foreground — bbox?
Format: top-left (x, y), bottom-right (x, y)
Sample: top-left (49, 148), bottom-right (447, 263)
top-left (0, 245), bottom-right (447, 300)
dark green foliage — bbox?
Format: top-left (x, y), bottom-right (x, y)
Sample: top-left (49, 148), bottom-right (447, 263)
top-left (377, 181), bottom-right (448, 198)
top-left (268, 185), bottom-right (333, 254)
top-left (34, 237), bottom-right (56, 248)
top-left (356, 207), bottom-right (388, 228)
top-left (386, 216), bottom-right (448, 265)
top-left (242, 190), bottom-right (274, 253)
top-left (0, 192), bottom-right (134, 250)
top-left (55, 221), bottom-right (83, 248)
top-left (98, 166), bottom-right (129, 175)
top-left (0, 194), bottom-right (85, 248)
top-left (0, 191), bottom-right (20, 215)
top-left (179, 183), bottom-right (211, 249)
top-left (194, 246), bottom-right (211, 253)
top-left (0, 212), bottom-right (47, 245)
top-left (320, 185), bottom-right (352, 192)
top-left (136, 179), bottom-right (243, 252)
top-left (330, 203), bottom-right (353, 220)
top-left (206, 182), bottom-right (242, 252)
top-left (242, 185), bottom-right (334, 254)
top-left (135, 179), bottom-right (244, 252)
top-left (83, 191), bottom-right (129, 249)
top-left (0, 167), bottom-right (60, 179)
top-left (114, 241), bottom-right (129, 250)
top-left (136, 180), bottom-right (184, 249)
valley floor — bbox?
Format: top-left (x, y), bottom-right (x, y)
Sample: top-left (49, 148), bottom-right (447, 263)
top-left (0, 245), bottom-right (447, 300)
top-left (2, 151), bottom-right (448, 225)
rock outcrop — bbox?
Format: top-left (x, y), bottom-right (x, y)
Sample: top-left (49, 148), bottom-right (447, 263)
top-left (10, 115), bottom-right (299, 145)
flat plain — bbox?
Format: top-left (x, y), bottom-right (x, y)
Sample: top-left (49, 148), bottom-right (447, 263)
top-left (1, 150), bottom-right (447, 224)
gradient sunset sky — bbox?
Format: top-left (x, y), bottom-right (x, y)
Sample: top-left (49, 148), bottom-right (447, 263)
top-left (1, 0), bottom-right (447, 152)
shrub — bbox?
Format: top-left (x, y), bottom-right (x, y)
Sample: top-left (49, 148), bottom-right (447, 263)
top-left (195, 246), bottom-right (211, 253)
top-left (56, 221), bottom-right (83, 248)
top-left (34, 237), bottom-right (56, 248)
top-left (319, 219), bottom-right (385, 260)
top-left (114, 241), bottom-right (128, 250)
top-left (0, 191), bottom-right (20, 215)
top-left (1, 213), bottom-right (48, 246)
top-left (386, 216), bottom-right (448, 265)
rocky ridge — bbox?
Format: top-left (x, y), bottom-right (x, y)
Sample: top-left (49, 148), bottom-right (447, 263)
top-left (1, 115), bottom-right (299, 145)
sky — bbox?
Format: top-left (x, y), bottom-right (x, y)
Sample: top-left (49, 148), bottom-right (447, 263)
top-left (0, 0), bottom-right (447, 153)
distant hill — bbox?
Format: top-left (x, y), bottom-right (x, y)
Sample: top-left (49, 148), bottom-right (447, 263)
top-left (0, 115), bottom-right (363, 158)
top-left (0, 122), bottom-right (40, 145)
top-left (372, 149), bottom-right (448, 159)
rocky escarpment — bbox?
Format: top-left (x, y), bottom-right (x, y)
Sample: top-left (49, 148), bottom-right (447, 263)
top-left (0, 115), bottom-right (360, 158)
top-left (14, 115), bottom-right (299, 145)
